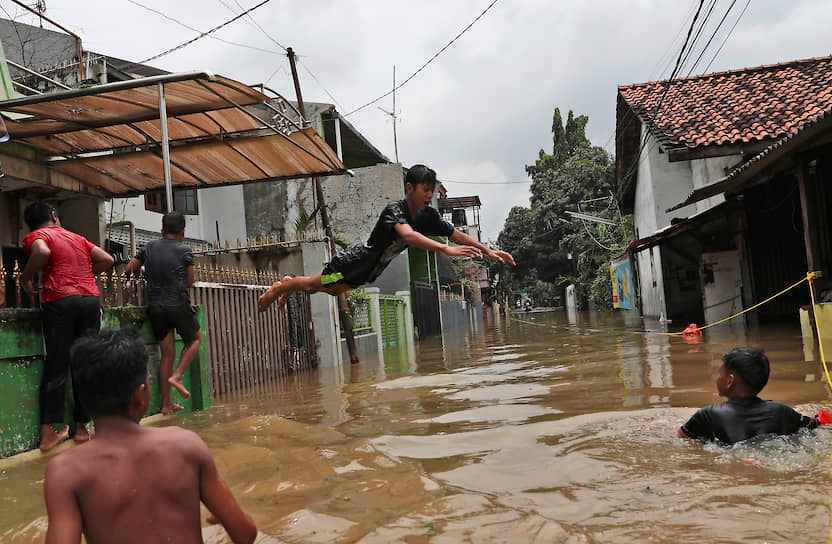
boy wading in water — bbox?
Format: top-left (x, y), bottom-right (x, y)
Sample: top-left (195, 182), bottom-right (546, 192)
top-left (258, 164), bottom-right (515, 312)
top-left (126, 212), bottom-right (202, 414)
top-left (678, 347), bottom-right (823, 444)
top-left (44, 329), bottom-right (257, 544)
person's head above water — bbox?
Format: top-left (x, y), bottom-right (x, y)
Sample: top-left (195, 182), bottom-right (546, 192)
top-left (70, 329), bottom-right (149, 419)
top-left (717, 347), bottom-right (770, 397)
top-left (405, 164), bottom-right (437, 188)
top-left (23, 201), bottom-right (58, 231)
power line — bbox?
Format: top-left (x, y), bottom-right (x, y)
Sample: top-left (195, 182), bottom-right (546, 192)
top-left (344, 0), bottom-right (501, 117)
top-left (129, 0), bottom-right (282, 56)
top-left (703, 0), bottom-right (752, 73)
top-left (686, 0), bottom-right (738, 76)
top-left (134, 0), bottom-right (273, 65)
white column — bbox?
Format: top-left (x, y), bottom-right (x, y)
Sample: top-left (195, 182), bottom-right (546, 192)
top-left (303, 241), bottom-right (342, 369)
top-left (366, 287), bottom-right (385, 359)
top-left (396, 290), bottom-right (417, 367)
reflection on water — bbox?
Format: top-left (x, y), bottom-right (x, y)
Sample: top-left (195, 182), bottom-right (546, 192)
top-left (2, 310), bottom-right (832, 543)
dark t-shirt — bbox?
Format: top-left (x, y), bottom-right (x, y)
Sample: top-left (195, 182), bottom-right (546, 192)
top-left (324, 200), bottom-right (455, 287)
top-left (136, 238), bottom-right (194, 309)
top-left (681, 396), bottom-right (818, 444)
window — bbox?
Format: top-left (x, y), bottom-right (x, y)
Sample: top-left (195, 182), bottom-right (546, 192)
top-left (144, 188), bottom-right (198, 215)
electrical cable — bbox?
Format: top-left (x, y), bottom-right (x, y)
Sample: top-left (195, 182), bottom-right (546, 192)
top-left (128, 0), bottom-right (283, 56)
top-left (703, 0), bottom-right (753, 73)
top-left (133, 0), bottom-right (273, 65)
top-left (440, 179), bottom-right (531, 185)
top-left (685, 0), bottom-right (738, 76)
top-left (343, 0), bottom-right (501, 117)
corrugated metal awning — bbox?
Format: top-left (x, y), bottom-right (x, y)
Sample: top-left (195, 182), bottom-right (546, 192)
top-left (0, 71), bottom-right (344, 197)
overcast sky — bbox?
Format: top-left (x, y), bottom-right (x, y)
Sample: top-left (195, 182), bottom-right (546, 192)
top-left (8, 0), bottom-right (830, 241)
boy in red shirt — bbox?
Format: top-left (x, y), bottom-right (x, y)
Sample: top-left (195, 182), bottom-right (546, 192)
top-left (20, 201), bottom-right (114, 452)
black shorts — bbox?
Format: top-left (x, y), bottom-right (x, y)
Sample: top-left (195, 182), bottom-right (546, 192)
top-left (321, 244), bottom-right (383, 289)
top-left (147, 304), bottom-right (200, 343)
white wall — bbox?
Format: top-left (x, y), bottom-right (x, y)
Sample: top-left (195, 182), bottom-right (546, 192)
top-left (631, 125), bottom-right (739, 318)
top-left (107, 184), bottom-right (247, 244)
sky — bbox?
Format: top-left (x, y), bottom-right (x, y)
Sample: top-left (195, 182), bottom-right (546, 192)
top-left (5, 0), bottom-right (830, 241)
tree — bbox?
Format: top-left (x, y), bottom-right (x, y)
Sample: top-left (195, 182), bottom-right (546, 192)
top-left (495, 107), bottom-right (632, 310)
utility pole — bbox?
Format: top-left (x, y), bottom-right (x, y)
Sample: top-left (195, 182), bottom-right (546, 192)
top-left (377, 66), bottom-right (399, 162)
top-left (287, 47), bottom-right (360, 364)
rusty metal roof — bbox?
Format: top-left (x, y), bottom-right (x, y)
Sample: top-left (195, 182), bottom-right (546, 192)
top-left (0, 71), bottom-right (344, 197)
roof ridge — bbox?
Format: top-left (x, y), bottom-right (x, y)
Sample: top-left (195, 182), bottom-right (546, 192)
top-left (618, 53), bottom-right (832, 90)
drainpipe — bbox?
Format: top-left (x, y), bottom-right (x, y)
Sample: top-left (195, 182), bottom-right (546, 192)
top-left (9, 0), bottom-right (85, 81)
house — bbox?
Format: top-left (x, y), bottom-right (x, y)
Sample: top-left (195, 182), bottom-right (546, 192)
top-left (616, 55), bottom-right (832, 327)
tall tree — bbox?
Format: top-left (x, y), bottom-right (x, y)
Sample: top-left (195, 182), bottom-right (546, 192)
top-left (496, 107), bottom-right (631, 309)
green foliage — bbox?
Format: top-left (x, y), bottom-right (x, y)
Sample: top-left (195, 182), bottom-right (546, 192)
top-left (293, 210), bottom-right (313, 235)
top-left (496, 107), bottom-right (633, 310)
top-left (333, 236), bottom-right (351, 249)
top-left (449, 257), bottom-right (483, 302)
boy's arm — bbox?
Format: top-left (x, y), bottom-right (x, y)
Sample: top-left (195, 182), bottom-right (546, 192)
top-left (394, 223), bottom-right (481, 258)
top-left (20, 238), bottom-right (50, 295)
top-left (197, 437), bottom-right (257, 544)
top-left (44, 457), bottom-right (83, 544)
top-left (186, 265), bottom-right (195, 288)
top-left (124, 257), bottom-right (142, 278)
top-left (90, 245), bottom-right (114, 274)
top-left (449, 230), bottom-right (516, 266)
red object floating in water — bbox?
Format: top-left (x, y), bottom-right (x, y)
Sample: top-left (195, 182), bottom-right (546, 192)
top-left (740, 459), bottom-right (763, 466)
top-left (682, 323), bottom-right (702, 336)
top-left (816, 409), bottom-right (832, 425)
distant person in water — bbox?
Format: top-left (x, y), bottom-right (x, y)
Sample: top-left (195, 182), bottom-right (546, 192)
top-left (44, 329), bottom-right (257, 544)
top-left (258, 164), bottom-right (515, 312)
top-left (678, 347), bottom-right (827, 444)
top-left (125, 212), bottom-right (202, 415)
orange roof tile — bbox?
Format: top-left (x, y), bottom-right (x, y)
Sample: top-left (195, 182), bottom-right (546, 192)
top-left (618, 55), bottom-right (832, 151)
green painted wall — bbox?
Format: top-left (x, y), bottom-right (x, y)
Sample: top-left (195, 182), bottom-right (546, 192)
top-left (0, 306), bottom-right (211, 458)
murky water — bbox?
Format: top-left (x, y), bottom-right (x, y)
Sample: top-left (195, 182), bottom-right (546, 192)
top-left (3, 309), bottom-right (832, 543)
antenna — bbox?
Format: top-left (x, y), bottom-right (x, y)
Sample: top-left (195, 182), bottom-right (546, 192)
top-left (377, 65), bottom-right (400, 162)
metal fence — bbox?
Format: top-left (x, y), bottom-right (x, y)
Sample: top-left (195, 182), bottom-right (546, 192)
top-left (379, 294), bottom-right (405, 347)
top-left (0, 263), bottom-right (317, 399)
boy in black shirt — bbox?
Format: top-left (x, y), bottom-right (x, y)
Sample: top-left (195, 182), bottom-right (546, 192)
top-left (125, 212), bottom-right (202, 415)
top-left (258, 164), bottom-right (515, 311)
top-left (678, 347), bottom-right (822, 444)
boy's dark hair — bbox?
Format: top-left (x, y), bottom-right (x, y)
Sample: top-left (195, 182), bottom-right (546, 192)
top-left (723, 347), bottom-right (770, 395)
top-left (405, 164), bottom-right (437, 188)
top-left (23, 201), bottom-right (56, 231)
top-left (70, 329), bottom-right (148, 417)
top-left (162, 211), bottom-right (186, 235)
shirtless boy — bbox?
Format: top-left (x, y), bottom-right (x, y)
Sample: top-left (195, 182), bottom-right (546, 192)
top-left (125, 212), bottom-right (202, 414)
top-left (258, 164), bottom-right (515, 311)
top-left (44, 329), bottom-right (256, 544)
top-left (678, 347), bottom-right (823, 444)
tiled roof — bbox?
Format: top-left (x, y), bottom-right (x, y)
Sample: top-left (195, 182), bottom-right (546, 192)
top-left (618, 55), bottom-right (832, 151)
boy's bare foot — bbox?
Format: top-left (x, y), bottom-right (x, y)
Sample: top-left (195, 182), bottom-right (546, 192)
top-left (161, 402), bottom-right (184, 415)
top-left (257, 280), bottom-right (281, 312)
top-left (73, 424), bottom-right (94, 443)
top-left (40, 425), bottom-right (69, 453)
top-left (168, 376), bottom-right (191, 400)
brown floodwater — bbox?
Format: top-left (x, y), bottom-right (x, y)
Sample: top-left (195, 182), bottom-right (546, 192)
top-left (3, 309), bottom-right (832, 543)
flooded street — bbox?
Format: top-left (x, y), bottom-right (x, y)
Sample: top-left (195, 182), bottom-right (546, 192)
top-left (3, 309), bottom-right (832, 543)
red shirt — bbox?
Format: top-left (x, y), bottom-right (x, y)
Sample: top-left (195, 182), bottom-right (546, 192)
top-left (22, 225), bottom-right (100, 303)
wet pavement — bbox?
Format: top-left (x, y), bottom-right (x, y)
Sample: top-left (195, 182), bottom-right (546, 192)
top-left (2, 309), bottom-right (832, 543)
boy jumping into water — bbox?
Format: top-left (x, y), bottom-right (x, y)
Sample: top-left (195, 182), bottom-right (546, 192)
top-left (125, 212), bottom-right (202, 414)
top-left (678, 347), bottom-right (825, 444)
top-left (44, 329), bottom-right (257, 544)
top-left (258, 164), bottom-right (515, 312)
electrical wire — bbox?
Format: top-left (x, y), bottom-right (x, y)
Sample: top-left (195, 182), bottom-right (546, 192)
top-left (440, 179), bottom-right (531, 185)
top-left (343, 0), bottom-right (501, 117)
top-left (128, 0), bottom-right (283, 56)
top-left (703, 0), bottom-right (752, 73)
top-left (134, 0), bottom-right (273, 65)
top-left (685, 0), bottom-right (738, 76)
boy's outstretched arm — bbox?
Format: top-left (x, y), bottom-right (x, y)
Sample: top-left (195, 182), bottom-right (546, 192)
top-left (449, 229), bottom-right (516, 265)
top-left (196, 436), bottom-right (257, 544)
top-left (394, 223), bottom-right (482, 258)
top-left (44, 457), bottom-right (83, 544)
